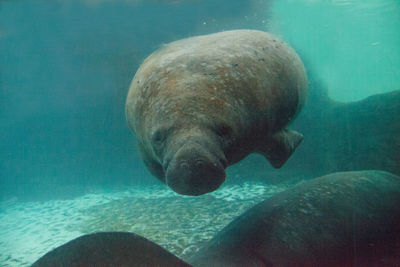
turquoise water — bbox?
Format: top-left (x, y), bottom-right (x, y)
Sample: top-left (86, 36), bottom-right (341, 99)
top-left (0, 0), bottom-right (399, 265)
top-left (270, 0), bottom-right (400, 102)
top-left (1, 0), bottom-right (399, 199)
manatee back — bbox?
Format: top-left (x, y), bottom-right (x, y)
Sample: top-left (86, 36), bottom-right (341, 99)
top-left (126, 30), bottom-right (307, 137)
top-left (33, 232), bottom-right (191, 267)
top-left (190, 170), bottom-right (400, 266)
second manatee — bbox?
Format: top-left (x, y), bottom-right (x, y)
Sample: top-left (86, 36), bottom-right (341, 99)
top-left (190, 170), bottom-right (400, 266)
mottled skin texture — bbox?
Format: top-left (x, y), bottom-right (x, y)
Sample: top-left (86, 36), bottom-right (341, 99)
top-left (190, 171), bottom-right (400, 266)
top-left (126, 30), bottom-right (307, 195)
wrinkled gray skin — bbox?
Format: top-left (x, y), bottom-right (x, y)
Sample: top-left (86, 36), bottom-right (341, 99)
top-left (126, 30), bottom-right (307, 195)
top-left (190, 170), bottom-right (400, 266)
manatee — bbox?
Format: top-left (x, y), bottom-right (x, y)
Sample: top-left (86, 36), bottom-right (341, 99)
top-left (291, 87), bottom-right (400, 177)
top-left (126, 30), bottom-right (307, 195)
top-left (189, 170), bottom-right (400, 266)
top-left (32, 232), bottom-right (191, 267)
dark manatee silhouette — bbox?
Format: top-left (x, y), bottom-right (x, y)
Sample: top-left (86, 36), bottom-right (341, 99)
top-left (190, 170), bottom-right (400, 266)
top-left (32, 232), bottom-right (191, 267)
top-left (126, 30), bottom-right (307, 195)
top-left (289, 81), bottom-right (400, 177)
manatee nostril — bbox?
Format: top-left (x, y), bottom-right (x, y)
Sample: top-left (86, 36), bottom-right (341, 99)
top-left (195, 160), bottom-right (204, 168)
top-left (180, 162), bottom-right (189, 170)
top-left (166, 160), bottom-right (226, 196)
top-left (165, 144), bottom-right (227, 195)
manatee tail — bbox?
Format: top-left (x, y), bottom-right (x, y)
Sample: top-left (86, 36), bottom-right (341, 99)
top-left (260, 129), bottom-right (303, 168)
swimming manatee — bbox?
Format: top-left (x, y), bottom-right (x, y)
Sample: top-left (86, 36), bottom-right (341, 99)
top-left (189, 170), bottom-right (400, 266)
top-left (291, 88), bottom-right (400, 177)
top-left (126, 30), bottom-right (307, 195)
top-left (32, 232), bottom-right (191, 267)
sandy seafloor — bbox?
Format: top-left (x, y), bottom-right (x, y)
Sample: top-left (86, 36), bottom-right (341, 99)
top-left (0, 181), bottom-right (291, 266)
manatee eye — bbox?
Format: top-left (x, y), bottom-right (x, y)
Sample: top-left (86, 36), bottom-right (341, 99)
top-left (151, 127), bottom-right (172, 152)
top-left (152, 129), bottom-right (167, 146)
top-left (215, 123), bottom-right (232, 138)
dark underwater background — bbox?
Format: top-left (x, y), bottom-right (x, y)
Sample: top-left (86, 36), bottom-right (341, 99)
top-left (1, 0), bottom-right (400, 265)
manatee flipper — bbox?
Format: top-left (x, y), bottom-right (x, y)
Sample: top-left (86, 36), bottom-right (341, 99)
top-left (261, 129), bottom-right (303, 168)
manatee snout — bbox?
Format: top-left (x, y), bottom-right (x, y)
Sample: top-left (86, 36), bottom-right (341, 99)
top-left (165, 143), bottom-right (226, 196)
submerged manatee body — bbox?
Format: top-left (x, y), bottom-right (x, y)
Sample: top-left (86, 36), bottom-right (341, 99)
top-left (126, 30), bottom-right (307, 195)
top-left (190, 171), bottom-right (400, 266)
top-left (32, 232), bottom-right (191, 267)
